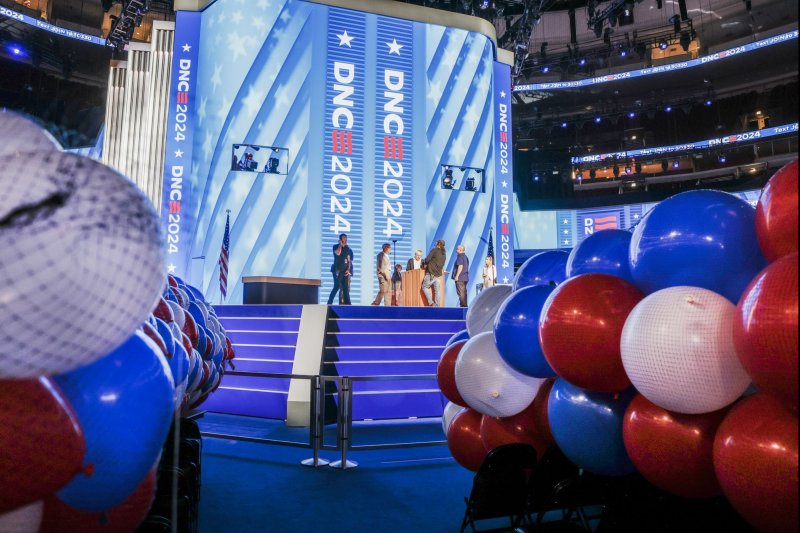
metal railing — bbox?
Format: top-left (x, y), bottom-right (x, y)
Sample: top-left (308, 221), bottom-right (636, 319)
top-left (200, 371), bottom-right (445, 470)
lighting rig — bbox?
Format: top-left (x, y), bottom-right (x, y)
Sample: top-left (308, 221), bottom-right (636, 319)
top-left (105, 0), bottom-right (152, 51)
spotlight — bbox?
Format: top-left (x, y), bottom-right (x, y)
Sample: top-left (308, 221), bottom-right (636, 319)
top-left (542, 65), bottom-right (550, 73)
top-left (624, 165), bottom-right (632, 174)
top-left (665, 105), bottom-right (673, 112)
top-left (705, 99), bottom-right (713, 106)
top-left (619, 48), bottom-right (628, 57)
top-left (719, 154), bottom-right (727, 164)
top-left (561, 122), bottom-right (568, 128)
top-left (12, 47), bottom-right (21, 55)
top-left (533, 174), bottom-right (540, 182)
top-left (595, 116), bottom-right (602, 123)
top-left (628, 111), bottom-right (635, 118)
top-left (465, 176), bottom-right (477, 191)
top-left (579, 57), bottom-right (587, 66)
top-left (659, 39), bottom-right (669, 50)
top-left (672, 160), bottom-right (680, 169)
top-left (443, 167), bottom-right (454, 189)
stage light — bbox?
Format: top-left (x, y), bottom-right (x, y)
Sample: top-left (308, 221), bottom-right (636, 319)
top-left (443, 167), bottom-right (454, 189)
top-left (756, 110), bottom-right (762, 115)
top-left (595, 116), bottom-right (602, 123)
top-left (542, 65), bottom-right (550, 73)
top-left (465, 176), bottom-right (477, 191)
top-left (705, 99), bottom-right (713, 106)
top-left (628, 111), bottom-right (635, 118)
top-left (561, 122), bottom-right (568, 128)
top-left (12, 47), bottom-right (21, 55)
top-left (533, 174), bottom-right (540, 182)
top-left (659, 39), bottom-right (669, 50)
top-left (719, 154), bottom-right (727, 164)
top-left (665, 105), bottom-right (673, 112)
top-left (672, 160), bottom-right (680, 169)
top-left (579, 57), bottom-right (587, 66)
top-left (625, 165), bottom-right (632, 174)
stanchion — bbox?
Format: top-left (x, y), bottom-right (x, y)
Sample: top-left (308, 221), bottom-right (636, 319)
top-left (330, 376), bottom-right (358, 469)
top-left (301, 375), bottom-right (329, 467)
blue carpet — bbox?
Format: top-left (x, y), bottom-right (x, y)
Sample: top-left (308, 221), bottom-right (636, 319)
top-left (198, 413), bottom-right (485, 532)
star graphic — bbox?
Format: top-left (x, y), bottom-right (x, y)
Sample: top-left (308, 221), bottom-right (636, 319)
top-left (563, 240), bottom-right (570, 245)
top-left (337, 30), bottom-right (354, 47)
top-left (182, 43), bottom-right (191, 52)
top-left (202, 130), bottom-right (213, 156)
top-left (197, 96), bottom-right (207, 124)
top-left (256, 0), bottom-right (271, 7)
top-left (252, 16), bottom-right (266, 31)
top-left (279, 9), bottom-right (291, 22)
top-left (174, 149), bottom-right (184, 158)
top-left (242, 84), bottom-right (266, 114)
top-left (387, 39), bottom-right (403, 55)
top-left (563, 229), bottom-right (569, 235)
top-left (227, 33), bottom-right (248, 61)
top-left (500, 90), bottom-right (506, 98)
top-left (502, 276), bottom-right (509, 283)
top-left (275, 84), bottom-right (291, 108)
top-left (210, 63), bottom-right (223, 93)
top-left (501, 180), bottom-right (508, 188)
top-left (168, 264), bottom-right (177, 273)
top-left (633, 213), bottom-right (640, 219)
top-left (562, 219), bottom-right (569, 224)
top-left (231, 11), bottom-right (244, 24)
top-left (427, 79), bottom-right (443, 101)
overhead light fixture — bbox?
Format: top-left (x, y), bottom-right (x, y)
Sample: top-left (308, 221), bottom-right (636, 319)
top-left (756, 110), bottom-right (762, 115)
top-left (628, 111), bottom-right (636, 118)
top-left (665, 105), bottom-right (673, 112)
top-left (443, 167), bottom-right (454, 189)
top-left (659, 39), bottom-right (669, 50)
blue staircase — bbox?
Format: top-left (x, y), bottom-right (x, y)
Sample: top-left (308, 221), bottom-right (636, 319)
top-left (323, 305), bottom-right (467, 420)
top-left (203, 305), bottom-right (302, 419)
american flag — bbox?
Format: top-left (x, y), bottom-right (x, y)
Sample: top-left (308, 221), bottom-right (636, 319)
top-left (219, 211), bottom-right (230, 300)
top-left (487, 230), bottom-right (494, 259)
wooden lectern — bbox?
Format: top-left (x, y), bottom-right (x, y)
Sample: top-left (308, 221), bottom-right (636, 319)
top-left (401, 270), bottom-right (445, 306)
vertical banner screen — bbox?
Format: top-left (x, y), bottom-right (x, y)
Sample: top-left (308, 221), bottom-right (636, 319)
top-left (492, 61), bottom-right (515, 284)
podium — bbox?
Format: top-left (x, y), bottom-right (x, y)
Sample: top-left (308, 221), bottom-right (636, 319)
top-left (401, 269), bottom-right (445, 306)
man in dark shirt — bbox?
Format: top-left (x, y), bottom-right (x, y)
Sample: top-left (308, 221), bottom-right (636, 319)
top-left (453, 244), bottom-right (469, 307)
top-left (327, 233), bottom-right (353, 305)
top-left (422, 240), bottom-right (446, 307)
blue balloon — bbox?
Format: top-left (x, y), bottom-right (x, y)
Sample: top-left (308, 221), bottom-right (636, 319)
top-left (493, 285), bottom-right (556, 377)
top-left (54, 331), bottom-right (174, 512)
top-left (154, 317), bottom-right (176, 358)
top-left (185, 284), bottom-right (205, 302)
top-left (567, 229), bottom-right (634, 283)
top-left (212, 345), bottom-right (225, 370)
top-left (163, 287), bottom-right (178, 303)
top-left (445, 329), bottom-right (469, 346)
top-left (202, 363), bottom-right (218, 394)
top-left (172, 275), bottom-right (186, 287)
top-left (629, 190), bottom-right (767, 303)
top-left (196, 326), bottom-right (208, 359)
top-left (187, 349), bottom-right (200, 388)
top-left (171, 337), bottom-right (191, 386)
top-left (548, 379), bottom-right (636, 476)
top-left (513, 250), bottom-right (569, 291)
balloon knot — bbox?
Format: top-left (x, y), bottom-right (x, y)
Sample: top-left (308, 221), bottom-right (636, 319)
top-left (82, 463), bottom-right (96, 477)
top-left (491, 391), bottom-right (500, 398)
top-left (686, 295), bottom-right (696, 304)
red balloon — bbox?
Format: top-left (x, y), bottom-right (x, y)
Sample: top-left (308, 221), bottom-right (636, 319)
top-left (182, 311), bottom-right (199, 348)
top-left (437, 340), bottom-right (468, 407)
top-left (0, 378), bottom-right (86, 513)
top-left (756, 159), bottom-right (798, 261)
top-left (181, 332), bottom-right (193, 359)
top-left (141, 322), bottom-right (168, 359)
top-left (225, 337), bottom-right (235, 361)
top-left (532, 378), bottom-right (556, 449)
top-left (40, 467), bottom-right (156, 532)
top-left (713, 393), bottom-right (798, 532)
top-left (623, 394), bottom-right (727, 498)
top-left (447, 408), bottom-right (487, 471)
top-left (169, 286), bottom-right (186, 308)
top-left (733, 254), bottom-right (798, 412)
top-left (539, 273), bottom-right (643, 392)
top-left (167, 275), bottom-right (179, 289)
top-left (480, 389), bottom-right (553, 460)
top-left (152, 297), bottom-right (174, 323)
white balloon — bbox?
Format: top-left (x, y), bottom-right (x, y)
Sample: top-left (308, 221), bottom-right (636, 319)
top-left (466, 284), bottom-right (512, 337)
top-left (442, 401), bottom-right (465, 435)
top-left (0, 110), bottom-right (61, 158)
top-left (621, 286), bottom-right (751, 414)
top-left (0, 152), bottom-right (165, 378)
top-left (0, 501), bottom-right (43, 533)
top-left (169, 321), bottom-right (184, 344)
top-left (454, 331), bottom-right (544, 417)
top-left (168, 300), bottom-right (186, 329)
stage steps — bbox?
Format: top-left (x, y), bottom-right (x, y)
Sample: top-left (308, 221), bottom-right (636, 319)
top-left (323, 305), bottom-right (467, 420)
top-left (202, 305), bottom-right (303, 418)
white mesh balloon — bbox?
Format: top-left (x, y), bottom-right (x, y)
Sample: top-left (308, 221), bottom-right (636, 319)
top-left (0, 111), bottom-right (61, 158)
top-left (466, 284), bottom-right (512, 337)
top-left (0, 152), bottom-right (165, 378)
top-left (169, 301), bottom-right (186, 329)
top-left (454, 331), bottom-right (544, 417)
top-left (621, 286), bottom-right (751, 414)
top-left (442, 401), bottom-right (466, 435)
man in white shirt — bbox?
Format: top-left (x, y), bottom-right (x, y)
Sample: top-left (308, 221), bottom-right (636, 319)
top-left (406, 249), bottom-right (424, 271)
top-left (371, 243), bottom-right (392, 306)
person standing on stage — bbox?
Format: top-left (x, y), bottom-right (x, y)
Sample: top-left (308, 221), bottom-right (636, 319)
top-left (391, 263), bottom-right (403, 306)
top-left (482, 255), bottom-right (497, 289)
top-left (327, 233), bottom-right (353, 305)
top-left (406, 249), bottom-right (425, 271)
top-left (371, 243), bottom-right (392, 306)
top-left (453, 244), bottom-right (469, 307)
top-left (422, 240), bottom-right (446, 307)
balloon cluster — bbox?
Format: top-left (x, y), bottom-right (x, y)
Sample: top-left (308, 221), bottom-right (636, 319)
top-left (438, 159), bottom-right (798, 532)
top-left (0, 112), bottom-right (233, 531)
